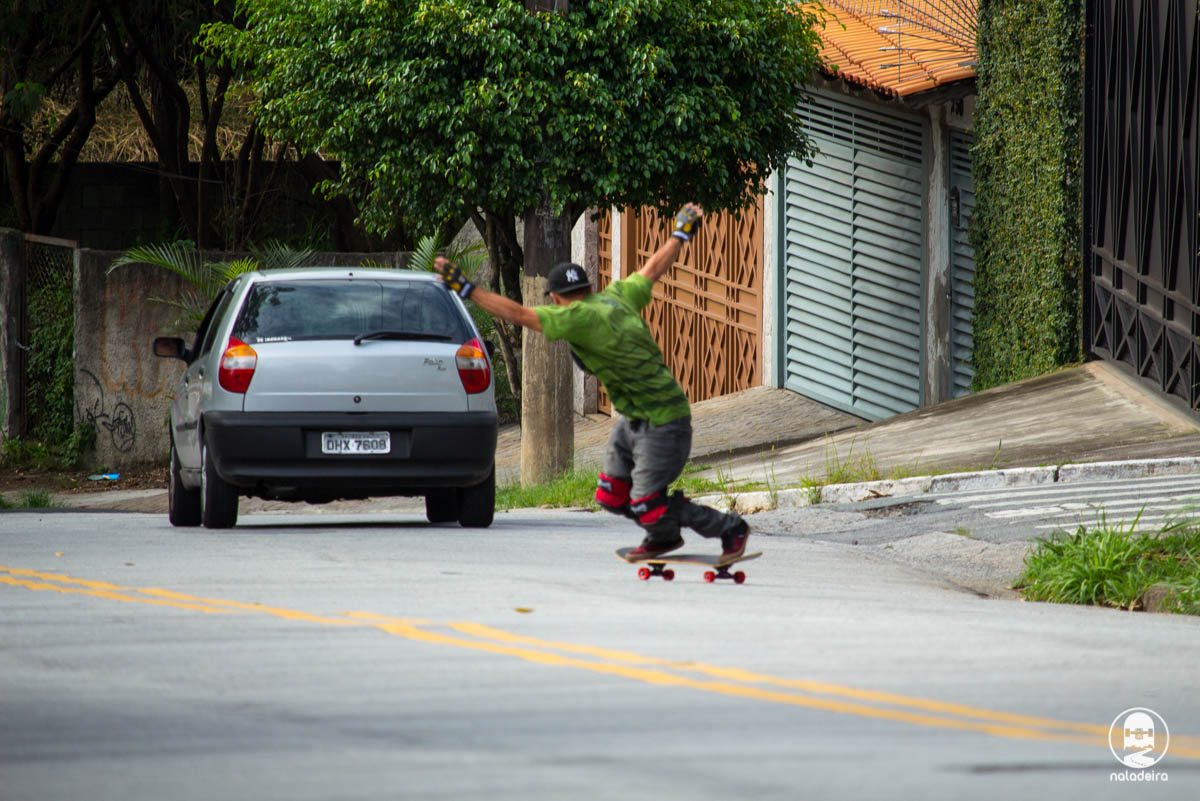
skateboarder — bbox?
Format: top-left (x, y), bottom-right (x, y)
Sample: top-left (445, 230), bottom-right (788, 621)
top-left (434, 204), bottom-right (749, 562)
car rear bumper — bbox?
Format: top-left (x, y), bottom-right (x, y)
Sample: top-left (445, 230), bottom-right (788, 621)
top-left (201, 410), bottom-right (498, 493)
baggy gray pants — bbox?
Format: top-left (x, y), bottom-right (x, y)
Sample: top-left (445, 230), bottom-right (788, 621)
top-left (602, 414), bottom-right (744, 542)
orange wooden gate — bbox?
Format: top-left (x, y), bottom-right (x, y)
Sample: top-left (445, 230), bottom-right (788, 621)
top-left (595, 201), bottom-right (764, 414)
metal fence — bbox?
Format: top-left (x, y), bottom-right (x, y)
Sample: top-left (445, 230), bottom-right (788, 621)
top-left (1083, 0), bottom-right (1200, 411)
top-left (20, 234), bottom-right (77, 442)
top-left (596, 204), bottom-right (764, 414)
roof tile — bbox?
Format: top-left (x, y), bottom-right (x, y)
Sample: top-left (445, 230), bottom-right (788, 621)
top-left (807, 1), bottom-right (978, 97)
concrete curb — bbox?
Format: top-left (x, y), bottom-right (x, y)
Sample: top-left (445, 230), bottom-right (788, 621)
top-left (696, 457), bottom-right (1200, 515)
top-left (35, 457), bottom-right (1200, 514)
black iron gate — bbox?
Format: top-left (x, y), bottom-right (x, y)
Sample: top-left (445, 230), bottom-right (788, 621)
top-left (1083, 0), bottom-right (1199, 410)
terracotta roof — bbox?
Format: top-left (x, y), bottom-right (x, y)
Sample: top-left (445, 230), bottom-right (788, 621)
top-left (807, 1), bottom-right (978, 97)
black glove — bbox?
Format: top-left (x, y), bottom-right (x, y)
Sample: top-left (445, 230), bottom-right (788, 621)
top-left (435, 259), bottom-right (475, 299)
top-left (671, 205), bottom-right (702, 242)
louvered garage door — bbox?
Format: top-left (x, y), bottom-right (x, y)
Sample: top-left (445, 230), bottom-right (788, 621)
top-left (950, 130), bottom-right (977, 398)
top-left (781, 94), bottom-right (926, 420)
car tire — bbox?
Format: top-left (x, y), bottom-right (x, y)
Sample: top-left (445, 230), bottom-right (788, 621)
top-left (456, 466), bottom-right (495, 528)
top-left (201, 438), bottom-right (239, 529)
top-left (425, 491), bottom-right (458, 524)
top-left (168, 437), bottom-right (201, 527)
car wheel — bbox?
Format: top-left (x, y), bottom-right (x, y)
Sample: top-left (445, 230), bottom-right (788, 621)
top-left (168, 437), bottom-right (201, 527)
top-left (425, 491), bottom-right (458, 524)
top-left (457, 466), bottom-right (495, 528)
top-left (200, 438), bottom-right (239, 529)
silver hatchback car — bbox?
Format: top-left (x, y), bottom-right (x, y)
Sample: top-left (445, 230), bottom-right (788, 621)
top-left (153, 268), bottom-right (498, 529)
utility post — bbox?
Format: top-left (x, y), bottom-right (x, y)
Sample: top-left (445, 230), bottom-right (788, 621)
top-left (520, 0), bottom-right (575, 487)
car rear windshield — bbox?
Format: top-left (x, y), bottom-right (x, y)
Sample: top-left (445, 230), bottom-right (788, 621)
top-left (231, 279), bottom-right (473, 344)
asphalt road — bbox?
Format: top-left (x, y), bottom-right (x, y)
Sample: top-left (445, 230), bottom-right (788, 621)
top-left (2, 506), bottom-right (1199, 800)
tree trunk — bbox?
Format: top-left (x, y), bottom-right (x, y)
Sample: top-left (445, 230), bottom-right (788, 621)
top-left (519, 199), bottom-right (576, 486)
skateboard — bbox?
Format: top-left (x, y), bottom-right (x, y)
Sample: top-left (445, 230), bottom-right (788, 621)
top-left (614, 548), bottom-right (763, 584)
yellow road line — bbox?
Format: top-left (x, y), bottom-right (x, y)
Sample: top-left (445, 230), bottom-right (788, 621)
top-left (371, 619), bottom-right (1190, 755)
top-left (5, 565), bottom-right (1199, 758)
top-left (0, 566), bottom-right (355, 624)
top-left (441, 621), bottom-right (1200, 755)
top-left (0, 575), bottom-right (235, 615)
top-left (446, 622), bottom-right (1103, 735)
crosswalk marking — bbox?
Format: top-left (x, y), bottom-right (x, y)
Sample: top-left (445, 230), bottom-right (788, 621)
top-left (944, 475), bottom-right (1200, 506)
top-left (933, 473), bottom-right (1200, 533)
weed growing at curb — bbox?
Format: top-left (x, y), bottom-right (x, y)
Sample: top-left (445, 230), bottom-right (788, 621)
top-left (1015, 510), bottom-right (1200, 614)
top-left (760, 446), bottom-right (780, 509)
top-left (0, 490), bottom-right (54, 510)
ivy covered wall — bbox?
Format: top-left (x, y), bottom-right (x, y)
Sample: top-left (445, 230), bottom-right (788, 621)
top-left (970, 0), bottom-right (1083, 389)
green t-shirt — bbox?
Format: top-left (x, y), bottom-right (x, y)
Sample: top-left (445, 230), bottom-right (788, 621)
top-left (535, 274), bottom-right (690, 425)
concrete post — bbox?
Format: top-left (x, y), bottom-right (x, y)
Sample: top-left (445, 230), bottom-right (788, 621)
top-left (571, 212), bottom-right (599, 415)
top-left (923, 104), bottom-right (953, 406)
top-left (520, 202), bottom-right (575, 485)
top-left (0, 229), bottom-right (27, 444)
top-left (762, 175), bottom-right (781, 388)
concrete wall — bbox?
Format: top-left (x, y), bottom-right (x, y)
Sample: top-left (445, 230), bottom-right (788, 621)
top-left (74, 251), bottom-right (190, 467)
top-left (74, 250), bottom-right (411, 468)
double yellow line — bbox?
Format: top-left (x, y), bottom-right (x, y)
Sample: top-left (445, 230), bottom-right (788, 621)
top-left (5, 563), bottom-right (1199, 759)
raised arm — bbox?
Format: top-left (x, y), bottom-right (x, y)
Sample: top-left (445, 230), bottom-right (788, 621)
top-left (637, 203), bottom-right (703, 284)
top-left (433, 256), bottom-right (542, 332)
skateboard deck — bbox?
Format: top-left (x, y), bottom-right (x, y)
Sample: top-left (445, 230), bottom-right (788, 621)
top-left (614, 548), bottom-right (762, 584)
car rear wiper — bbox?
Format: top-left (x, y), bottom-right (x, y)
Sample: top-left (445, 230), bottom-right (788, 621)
top-left (353, 330), bottom-right (455, 346)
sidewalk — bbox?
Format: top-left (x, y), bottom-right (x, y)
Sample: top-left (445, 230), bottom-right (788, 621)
top-left (43, 359), bottom-right (1200, 514)
top-left (686, 360), bottom-right (1200, 505)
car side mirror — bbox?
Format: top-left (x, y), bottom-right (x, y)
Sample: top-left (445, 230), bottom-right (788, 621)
top-left (153, 336), bottom-right (187, 360)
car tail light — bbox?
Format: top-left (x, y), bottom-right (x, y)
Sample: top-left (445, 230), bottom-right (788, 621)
top-left (455, 338), bottom-right (491, 394)
top-left (218, 337), bottom-right (258, 393)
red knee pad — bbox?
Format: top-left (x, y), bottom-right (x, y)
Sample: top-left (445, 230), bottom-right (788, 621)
top-left (595, 473), bottom-right (631, 510)
top-left (630, 491), bottom-right (669, 525)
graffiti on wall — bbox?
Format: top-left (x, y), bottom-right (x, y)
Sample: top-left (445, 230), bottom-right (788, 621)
top-left (76, 369), bottom-right (136, 453)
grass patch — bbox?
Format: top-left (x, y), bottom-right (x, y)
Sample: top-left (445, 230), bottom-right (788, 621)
top-left (798, 436), bottom-right (888, 502)
top-left (496, 468), bottom-right (601, 511)
top-left (1015, 512), bottom-right (1200, 614)
top-left (0, 490), bottom-right (54, 510)
top-left (494, 463), bottom-right (751, 512)
top-left (21, 490), bottom-right (53, 508)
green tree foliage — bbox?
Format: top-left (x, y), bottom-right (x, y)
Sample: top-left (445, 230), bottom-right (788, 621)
top-left (202, 0), bottom-right (825, 237)
top-left (970, 0), bottom-right (1083, 389)
top-left (204, 0), bottom-right (824, 480)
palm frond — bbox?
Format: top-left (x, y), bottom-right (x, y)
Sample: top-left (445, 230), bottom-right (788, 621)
top-left (217, 258), bottom-right (261, 282)
top-left (108, 241), bottom-right (226, 298)
top-left (444, 240), bottom-right (488, 277)
top-left (109, 241), bottom-right (201, 280)
top-left (251, 240), bottom-right (314, 271)
top-left (410, 233), bottom-right (487, 279)
top-left (409, 234), bottom-right (442, 273)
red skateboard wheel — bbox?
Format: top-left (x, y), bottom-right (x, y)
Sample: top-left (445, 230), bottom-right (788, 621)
top-left (637, 567), bottom-right (651, 581)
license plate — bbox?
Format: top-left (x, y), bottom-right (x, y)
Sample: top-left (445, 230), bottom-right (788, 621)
top-left (322, 431), bottom-right (390, 455)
